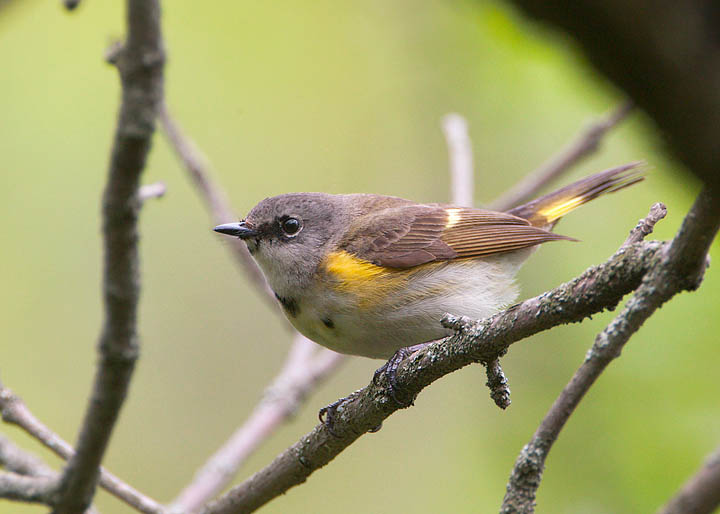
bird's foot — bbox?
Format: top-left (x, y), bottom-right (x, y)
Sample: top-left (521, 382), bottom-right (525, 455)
top-left (318, 389), bottom-right (372, 436)
top-left (373, 343), bottom-right (430, 406)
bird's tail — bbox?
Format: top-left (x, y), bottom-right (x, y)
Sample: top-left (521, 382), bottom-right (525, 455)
top-left (506, 163), bottom-right (645, 228)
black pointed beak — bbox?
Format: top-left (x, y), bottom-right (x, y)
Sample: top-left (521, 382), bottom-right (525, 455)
top-left (213, 221), bottom-right (258, 239)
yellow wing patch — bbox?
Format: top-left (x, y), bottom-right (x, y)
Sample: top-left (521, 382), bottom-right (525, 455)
top-left (445, 208), bottom-right (462, 228)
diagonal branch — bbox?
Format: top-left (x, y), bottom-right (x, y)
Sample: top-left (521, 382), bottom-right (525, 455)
top-left (51, 1), bottom-right (165, 512)
top-left (201, 235), bottom-right (669, 514)
top-left (500, 202), bottom-right (679, 513)
top-left (490, 102), bottom-right (633, 211)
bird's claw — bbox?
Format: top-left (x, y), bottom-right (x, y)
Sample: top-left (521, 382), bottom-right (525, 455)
top-left (373, 344), bottom-right (428, 406)
top-left (318, 398), bottom-right (344, 438)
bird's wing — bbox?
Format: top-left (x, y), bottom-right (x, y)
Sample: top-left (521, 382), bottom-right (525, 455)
top-left (338, 204), bottom-right (572, 269)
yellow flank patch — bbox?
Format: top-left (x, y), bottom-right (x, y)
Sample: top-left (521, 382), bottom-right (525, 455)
top-left (537, 196), bottom-right (585, 223)
top-left (323, 251), bottom-right (407, 307)
top-left (324, 251), bottom-right (391, 284)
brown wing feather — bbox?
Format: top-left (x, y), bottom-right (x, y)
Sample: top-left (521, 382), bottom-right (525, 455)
top-left (340, 203), bottom-right (572, 269)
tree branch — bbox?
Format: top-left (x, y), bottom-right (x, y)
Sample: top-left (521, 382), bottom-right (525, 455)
top-left (51, 1), bottom-right (165, 512)
top-left (201, 236), bottom-right (668, 514)
top-left (490, 102), bottom-right (633, 211)
top-left (657, 444), bottom-right (720, 514)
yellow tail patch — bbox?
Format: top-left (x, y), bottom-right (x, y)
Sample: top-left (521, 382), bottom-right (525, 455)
top-left (536, 196), bottom-right (586, 224)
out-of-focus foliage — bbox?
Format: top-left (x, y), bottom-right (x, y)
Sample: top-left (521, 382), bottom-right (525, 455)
top-left (0, 1), bottom-right (717, 513)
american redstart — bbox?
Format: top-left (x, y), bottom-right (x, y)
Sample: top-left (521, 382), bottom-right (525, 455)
top-left (215, 164), bottom-right (642, 363)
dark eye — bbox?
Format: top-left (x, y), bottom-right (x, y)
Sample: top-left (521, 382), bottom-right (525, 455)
top-left (281, 217), bottom-right (302, 236)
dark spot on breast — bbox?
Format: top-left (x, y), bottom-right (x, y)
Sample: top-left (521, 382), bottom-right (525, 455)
top-left (274, 292), bottom-right (299, 317)
top-left (322, 317), bottom-right (334, 329)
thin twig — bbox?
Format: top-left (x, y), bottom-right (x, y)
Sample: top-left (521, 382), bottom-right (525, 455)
top-left (500, 193), bottom-right (719, 513)
top-left (443, 113), bottom-right (474, 208)
top-left (200, 236), bottom-right (670, 514)
top-left (0, 471), bottom-right (58, 504)
top-left (657, 444), bottom-right (720, 514)
top-left (0, 433), bottom-right (55, 477)
top-left (490, 102), bottom-right (633, 211)
top-left (485, 358), bottom-right (511, 410)
top-left (46, 3), bottom-right (165, 510)
top-left (0, 380), bottom-right (166, 514)
top-left (623, 202), bottom-right (667, 247)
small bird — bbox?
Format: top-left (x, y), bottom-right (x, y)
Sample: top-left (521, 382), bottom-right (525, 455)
top-left (215, 164), bottom-right (642, 370)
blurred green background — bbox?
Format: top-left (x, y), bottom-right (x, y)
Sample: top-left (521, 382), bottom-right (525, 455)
top-left (1, 1), bottom-right (718, 513)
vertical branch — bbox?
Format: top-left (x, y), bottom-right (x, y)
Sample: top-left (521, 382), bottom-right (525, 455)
top-left (442, 113), bottom-right (474, 207)
top-left (52, 1), bottom-right (165, 512)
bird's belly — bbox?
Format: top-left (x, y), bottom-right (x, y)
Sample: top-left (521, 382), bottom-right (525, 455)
top-left (288, 257), bottom-right (522, 359)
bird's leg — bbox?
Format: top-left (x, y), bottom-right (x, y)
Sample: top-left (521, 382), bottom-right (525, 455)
top-left (373, 342), bottom-right (432, 406)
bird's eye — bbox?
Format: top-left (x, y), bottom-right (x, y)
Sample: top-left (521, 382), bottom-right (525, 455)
top-left (281, 217), bottom-right (302, 236)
